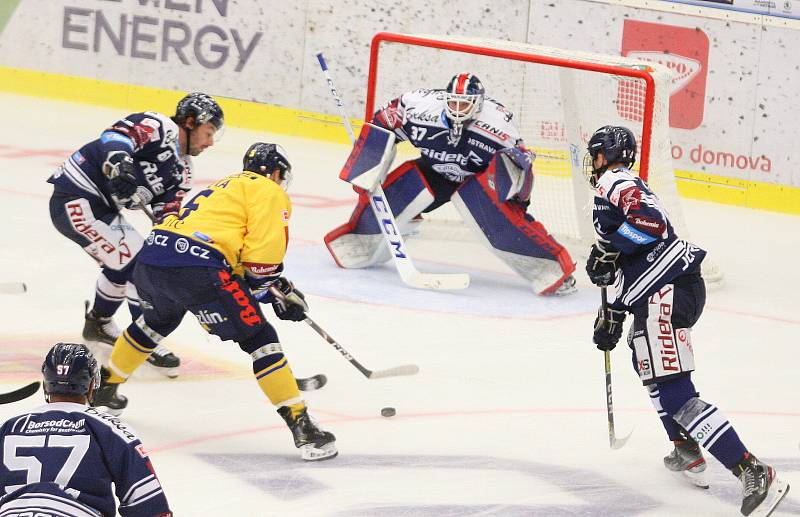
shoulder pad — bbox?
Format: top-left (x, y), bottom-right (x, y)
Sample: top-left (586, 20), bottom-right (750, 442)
top-left (400, 91), bottom-right (447, 127)
top-left (468, 102), bottom-right (520, 146)
top-left (84, 406), bottom-right (141, 444)
top-left (594, 167), bottom-right (638, 202)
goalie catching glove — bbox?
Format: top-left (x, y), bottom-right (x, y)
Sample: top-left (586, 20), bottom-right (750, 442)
top-left (593, 306), bottom-right (626, 351)
top-left (585, 242), bottom-right (620, 287)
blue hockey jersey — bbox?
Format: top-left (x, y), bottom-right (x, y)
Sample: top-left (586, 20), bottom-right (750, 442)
top-left (0, 402), bottom-right (171, 517)
top-left (372, 89), bottom-right (521, 182)
top-left (592, 167), bottom-right (706, 309)
top-left (48, 112), bottom-right (189, 210)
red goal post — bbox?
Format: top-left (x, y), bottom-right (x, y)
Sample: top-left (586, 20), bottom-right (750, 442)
top-left (362, 32), bottom-right (723, 285)
top-left (366, 32), bottom-right (661, 181)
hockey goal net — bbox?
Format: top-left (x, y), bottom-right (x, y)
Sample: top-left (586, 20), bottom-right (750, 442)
top-left (365, 32), bottom-right (722, 283)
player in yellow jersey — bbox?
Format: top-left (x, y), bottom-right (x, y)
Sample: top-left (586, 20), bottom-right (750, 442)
top-left (92, 142), bottom-right (337, 461)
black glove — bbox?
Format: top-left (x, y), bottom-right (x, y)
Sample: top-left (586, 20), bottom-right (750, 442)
top-left (103, 152), bottom-right (138, 204)
top-left (585, 242), bottom-right (620, 287)
top-left (271, 278), bottom-right (308, 322)
top-left (593, 306), bottom-right (627, 351)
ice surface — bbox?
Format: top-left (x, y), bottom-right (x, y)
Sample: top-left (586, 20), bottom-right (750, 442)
top-left (0, 93), bottom-right (797, 516)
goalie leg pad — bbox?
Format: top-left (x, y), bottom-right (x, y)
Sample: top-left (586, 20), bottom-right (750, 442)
top-left (325, 161), bottom-right (434, 268)
top-left (450, 174), bottom-right (575, 295)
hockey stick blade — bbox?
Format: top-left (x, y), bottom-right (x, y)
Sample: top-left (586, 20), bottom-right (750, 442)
top-left (402, 271), bottom-right (470, 290)
top-left (0, 381), bottom-right (41, 404)
top-left (296, 374), bottom-right (328, 391)
top-left (610, 428), bottom-right (633, 449)
top-left (0, 282), bottom-right (27, 294)
top-left (366, 364), bottom-right (420, 379)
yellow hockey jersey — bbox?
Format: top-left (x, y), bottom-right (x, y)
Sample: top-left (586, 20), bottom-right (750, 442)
top-left (139, 171), bottom-right (291, 277)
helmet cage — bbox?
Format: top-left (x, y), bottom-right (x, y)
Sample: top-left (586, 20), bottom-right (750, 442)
top-left (444, 73), bottom-right (485, 125)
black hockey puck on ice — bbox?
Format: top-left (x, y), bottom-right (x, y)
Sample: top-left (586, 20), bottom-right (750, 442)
top-left (380, 407), bottom-right (396, 417)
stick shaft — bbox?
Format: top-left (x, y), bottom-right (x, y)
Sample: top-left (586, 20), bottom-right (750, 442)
top-left (601, 287), bottom-right (616, 447)
top-left (316, 52), bottom-right (356, 143)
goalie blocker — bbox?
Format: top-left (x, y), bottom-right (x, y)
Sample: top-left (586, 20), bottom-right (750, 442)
top-left (325, 124), bottom-right (575, 295)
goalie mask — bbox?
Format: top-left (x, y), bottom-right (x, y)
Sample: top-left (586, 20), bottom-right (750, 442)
top-left (42, 343), bottom-right (100, 398)
top-left (583, 125), bottom-right (637, 187)
top-left (444, 73), bottom-right (485, 145)
top-left (243, 142), bottom-right (293, 191)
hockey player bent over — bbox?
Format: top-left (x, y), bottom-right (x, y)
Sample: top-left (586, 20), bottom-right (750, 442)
top-left (584, 126), bottom-right (789, 516)
top-left (0, 343), bottom-right (171, 516)
top-left (325, 73), bottom-right (576, 296)
top-left (48, 92), bottom-right (224, 378)
top-left (94, 143), bottom-right (337, 461)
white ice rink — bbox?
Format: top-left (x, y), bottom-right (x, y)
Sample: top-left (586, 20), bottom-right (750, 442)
top-left (0, 93), bottom-right (798, 516)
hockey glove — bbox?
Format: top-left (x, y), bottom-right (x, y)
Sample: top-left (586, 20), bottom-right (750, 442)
top-left (152, 191), bottom-right (186, 224)
top-left (585, 242), bottom-right (620, 287)
top-left (271, 278), bottom-right (308, 322)
top-left (103, 151), bottom-right (139, 205)
top-left (593, 306), bottom-right (627, 351)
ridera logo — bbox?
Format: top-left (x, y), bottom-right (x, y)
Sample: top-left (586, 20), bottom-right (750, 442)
top-left (622, 20), bottom-right (710, 130)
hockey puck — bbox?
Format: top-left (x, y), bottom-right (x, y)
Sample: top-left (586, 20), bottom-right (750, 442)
top-left (380, 407), bottom-right (396, 417)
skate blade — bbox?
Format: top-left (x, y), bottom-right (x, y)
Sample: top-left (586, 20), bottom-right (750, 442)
top-left (681, 468), bottom-right (710, 489)
top-left (145, 364), bottom-right (180, 379)
top-left (300, 442), bottom-right (338, 462)
top-left (750, 477), bottom-right (790, 517)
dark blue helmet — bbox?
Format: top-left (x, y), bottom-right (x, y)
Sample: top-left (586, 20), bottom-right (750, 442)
top-left (174, 92), bottom-right (224, 130)
top-left (42, 343), bottom-right (100, 396)
top-left (586, 125), bottom-right (637, 167)
top-left (243, 142), bottom-right (292, 190)
top-left (584, 126), bottom-right (637, 187)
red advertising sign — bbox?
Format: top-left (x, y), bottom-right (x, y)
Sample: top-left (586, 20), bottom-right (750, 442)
top-left (621, 20), bottom-right (710, 130)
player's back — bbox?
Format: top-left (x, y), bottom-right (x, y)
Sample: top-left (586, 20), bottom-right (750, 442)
top-left (151, 170), bottom-right (292, 270)
top-left (0, 402), bottom-right (167, 517)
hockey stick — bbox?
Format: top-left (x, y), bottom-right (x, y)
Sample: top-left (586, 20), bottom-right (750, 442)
top-left (601, 287), bottom-right (632, 449)
top-left (0, 381), bottom-right (41, 404)
top-left (270, 286), bottom-right (419, 379)
top-left (316, 51), bottom-right (469, 290)
top-left (0, 282), bottom-right (27, 295)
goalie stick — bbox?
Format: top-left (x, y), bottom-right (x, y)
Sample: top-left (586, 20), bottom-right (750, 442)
top-left (270, 286), bottom-right (419, 379)
top-left (0, 381), bottom-right (40, 404)
top-left (0, 282), bottom-right (27, 294)
top-left (601, 287), bottom-right (632, 449)
top-left (316, 51), bottom-right (469, 291)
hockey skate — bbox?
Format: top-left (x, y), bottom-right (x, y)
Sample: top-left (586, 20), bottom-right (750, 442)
top-left (92, 367), bottom-right (128, 416)
top-left (552, 275), bottom-right (577, 296)
top-left (278, 406), bottom-right (337, 461)
top-left (664, 437), bottom-right (709, 489)
top-left (732, 453), bottom-right (790, 516)
top-left (83, 301), bottom-right (181, 378)
top-left (82, 301), bottom-right (121, 346)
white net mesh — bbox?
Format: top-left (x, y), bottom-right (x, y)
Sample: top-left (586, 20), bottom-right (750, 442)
top-left (366, 33), bottom-right (721, 283)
